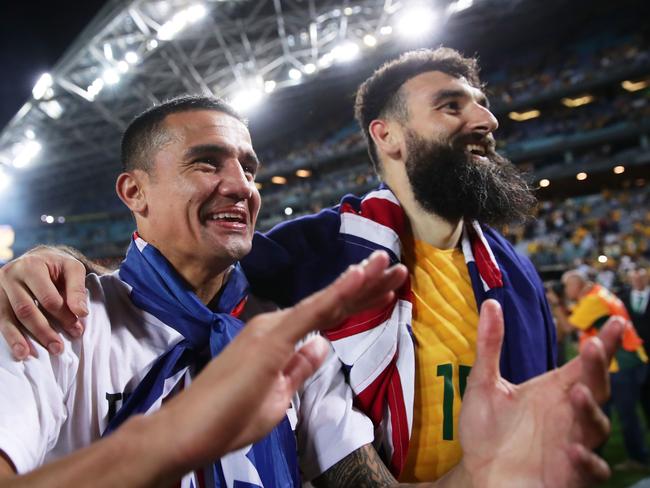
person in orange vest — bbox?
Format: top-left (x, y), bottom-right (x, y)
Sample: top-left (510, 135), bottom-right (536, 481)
top-left (549, 269), bottom-right (649, 471)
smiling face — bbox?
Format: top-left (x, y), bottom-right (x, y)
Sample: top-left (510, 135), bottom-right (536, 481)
top-left (391, 70), bottom-right (535, 226)
top-left (136, 109), bottom-right (261, 275)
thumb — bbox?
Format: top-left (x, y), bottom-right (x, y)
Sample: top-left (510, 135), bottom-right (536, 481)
top-left (471, 299), bottom-right (505, 384)
top-left (283, 336), bottom-right (330, 392)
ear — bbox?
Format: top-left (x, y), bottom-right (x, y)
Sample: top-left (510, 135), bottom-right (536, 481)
top-left (116, 171), bottom-right (148, 215)
top-left (369, 119), bottom-right (402, 161)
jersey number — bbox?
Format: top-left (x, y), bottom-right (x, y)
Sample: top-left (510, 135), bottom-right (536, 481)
top-left (436, 363), bottom-right (472, 440)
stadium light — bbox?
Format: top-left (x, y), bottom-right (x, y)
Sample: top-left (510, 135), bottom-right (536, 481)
top-left (103, 69), bottom-right (120, 85)
top-left (303, 63), bottom-right (316, 74)
top-left (561, 95), bottom-right (594, 108)
top-left (12, 140), bottom-right (41, 168)
top-left (317, 52), bottom-right (334, 68)
top-left (117, 60), bottom-right (130, 74)
top-left (621, 79), bottom-right (648, 92)
top-left (186, 4), bottom-right (207, 21)
top-left (284, 207), bottom-right (293, 216)
top-left (380, 25), bottom-right (393, 36)
top-left (363, 34), bottom-right (377, 47)
top-left (295, 169), bottom-right (311, 178)
top-left (447, 0), bottom-right (473, 14)
top-left (147, 39), bottom-right (159, 50)
top-left (271, 176), bottom-right (287, 184)
top-left (125, 51), bottom-right (139, 64)
top-left (32, 73), bottom-right (53, 100)
top-left (613, 165), bottom-right (625, 174)
top-left (343, 7), bottom-right (353, 16)
top-left (103, 43), bottom-right (113, 60)
top-left (157, 4), bottom-right (207, 41)
top-left (45, 215), bottom-right (55, 224)
top-left (264, 80), bottom-right (276, 93)
top-left (25, 129), bottom-right (35, 140)
top-left (40, 100), bottom-right (63, 119)
top-left (87, 78), bottom-right (105, 99)
top-left (508, 109), bottom-right (541, 122)
top-left (230, 88), bottom-right (264, 113)
top-left (396, 5), bottom-right (438, 38)
top-left (576, 172), bottom-right (588, 181)
top-left (598, 255), bottom-right (608, 264)
top-left (0, 168), bottom-right (11, 192)
top-left (539, 178), bottom-right (550, 188)
top-left (331, 42), bottom-right (360, 63)
top-left (288, 68), bottom-right (302, 81)
top-left (255, 182), bottom-right (263, 190)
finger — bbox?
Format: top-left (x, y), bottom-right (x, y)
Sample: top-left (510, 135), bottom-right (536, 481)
top-left (283, 336), bottom-right (330, 392)
top-left (569, 383), bottom-right (610, 449)
top-left (3, 284), bottom-right (63, 355)
top-left (277, 251), bottom-right (407, 342)
top-left (578, 337), bottom-right (610, 405)
top-left (470, 299), bottom-right (504, 384)
top-left (23, 272), bottom-right (82, 337)
top-left (61, 258), bottom-right (89, 319)
top-left (567, 443), bottom-right (611, 485)
top-left (596, 316), bottom-right (624, 362)
top-left (0, 289), bottom-right (31, 360)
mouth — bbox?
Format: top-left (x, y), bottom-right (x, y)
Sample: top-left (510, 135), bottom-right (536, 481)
top-left (203, 208), bottom-right (249, 231)
top-left (465, 143), bottom-right (489, 163)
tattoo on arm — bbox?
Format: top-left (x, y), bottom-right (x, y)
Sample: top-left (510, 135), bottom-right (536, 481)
top-left (312, 443), bottom-right (402, 488)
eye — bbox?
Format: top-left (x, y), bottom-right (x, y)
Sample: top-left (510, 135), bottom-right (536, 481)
top-left (440, 100), bottom-right (461, 111)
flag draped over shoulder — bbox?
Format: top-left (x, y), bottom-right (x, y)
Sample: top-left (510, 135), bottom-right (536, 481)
top-left (108, 233), bottom-right (300, 488)
top-left (243, 184), bottom-right (556, 478)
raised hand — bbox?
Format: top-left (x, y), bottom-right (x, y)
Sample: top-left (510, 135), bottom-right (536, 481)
top-left (458, 300), bottom-right (622, 488)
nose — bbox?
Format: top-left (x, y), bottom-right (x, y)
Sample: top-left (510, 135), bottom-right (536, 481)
top-left (218, 160), bottom-right (253, 201)
top-left (467, 103), bottom-right (499, 134)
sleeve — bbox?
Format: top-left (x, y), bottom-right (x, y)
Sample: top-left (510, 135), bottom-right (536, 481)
top-left (569, 295), bottom-right (610, 331)
top-left (0, 339), bottom-right (77, 473)
top-left (295, 341), bottom-right (374, 480)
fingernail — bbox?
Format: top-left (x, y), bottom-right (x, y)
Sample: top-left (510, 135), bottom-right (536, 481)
top-left (79, 300), bottom-right (89, 315)
top-left (12, 344), bottom-right (27, 360)
top-left (69, 323), bottom-right (83, 338)
top-left (48, 342), bottom-right (63, 355)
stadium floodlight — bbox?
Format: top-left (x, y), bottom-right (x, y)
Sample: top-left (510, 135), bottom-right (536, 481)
top-left (103, 69), bottom-right (120, 85)
top-left (288, 68), bottom-right (302, 81)
top-left (318, 52), bottom-right (334, 68)
top-left (380, 25), bottom-right (393, 36)
top-left (303, 63), bottom-right (316, 74)
top-left (103, 43), bottom-right (113, 60)
top-left (508, 109), bottom-right (540, 122)
top-left (561, 95), bottom-right (594, 108)
top-left (40, 100), bottom-right (63, 119)
top-left (621, 79), bottom-right (648, 92)
top-left (125, 51), bottom-right (139, 64)
top-left (598, 255), bottom-right (608, 264)
top-left (576, 172), bottom-right (588, 181)
top-left (271, 176), bottom-right (287, 184)
top-left (343, 7), bottom-right (353, 16)
top-left (230, 88), bottom-right (264, 113)
top-left (447, 0), bottom-right (473, 14)
top-left (24, 129), bottom-right (35, 140)
top-left (331, 42), bottom-right (360, 63)
top-left (117, 60), bottom-right (130, 74)
top-left (264, 80), bottom-right (276, 93)
top-left (45, 215), bottom-right (55, 224)
top-left (396, 5), bottom-right (438, 38)
top-left (87, 78), bottom-right (105, 99)
top-left (613, 165), bottom-right (625, 174)
top-left (295, 169), bottom-right (311, 178)
top-left (284, 207), bottom-right (293, 216)
top-left (363, 34), bottom-right (377, 47)
top-left (187, 4), bottom-right (207, 21)
top-left (147, 39), bottom-right (159, 50)
top-left (32, 73), bottom-right (53, 100)
top-left (12, 140), bottom-right (41, 168)
top-left (539, 179), bottom-right (550, 188)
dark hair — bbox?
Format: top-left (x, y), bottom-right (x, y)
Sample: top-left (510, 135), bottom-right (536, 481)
top-left (354, 47), bottom-right (482, 172)
top-left (120, 94), bottom-right (244, 172)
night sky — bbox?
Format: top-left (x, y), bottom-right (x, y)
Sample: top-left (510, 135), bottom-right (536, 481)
top-left (0, 0), bottom-right (107, 129)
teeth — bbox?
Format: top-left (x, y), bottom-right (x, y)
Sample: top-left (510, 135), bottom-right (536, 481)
top-left (466, 144), bottom-right (486, 156)
top-left (209, 212), bottom-right (245, 222)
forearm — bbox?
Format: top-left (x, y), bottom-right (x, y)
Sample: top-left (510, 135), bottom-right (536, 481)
top-left (0, 415), bottom-right (194, 488)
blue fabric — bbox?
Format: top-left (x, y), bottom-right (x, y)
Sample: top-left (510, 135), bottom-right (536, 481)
top-left (107, 237), bottom-right (300, 487)
top-left (242, 187), bottom-right (556, 384)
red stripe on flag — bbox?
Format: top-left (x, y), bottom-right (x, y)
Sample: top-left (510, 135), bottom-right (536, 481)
top-left (361, 197), bottom-right (406, 236)
top-left (387, 368), bottom-right (409, 476)
top-left (469, 228), bottom-right (503, 288)
top-left (325, 300), bottom-right (396, 341)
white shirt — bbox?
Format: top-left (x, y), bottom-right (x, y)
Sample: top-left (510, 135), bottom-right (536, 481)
top-left (0, 271), bottom-right (372, 485)
top-left (631, 287), bottom-right (650, 314)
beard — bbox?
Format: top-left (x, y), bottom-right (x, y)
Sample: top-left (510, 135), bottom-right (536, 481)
top-left (404, 129), bottom-right (536, 227)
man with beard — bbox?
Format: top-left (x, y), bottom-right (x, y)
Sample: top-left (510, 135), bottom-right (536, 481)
top-left (0, 49), bottom-right (614, 486)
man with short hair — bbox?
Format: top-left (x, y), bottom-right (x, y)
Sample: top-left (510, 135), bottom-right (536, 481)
top-left (0, 49), bottom-right (621, 486)
top-left (550, 268), bottom-right (649, 470)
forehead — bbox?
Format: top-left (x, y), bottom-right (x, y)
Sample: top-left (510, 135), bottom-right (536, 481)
top-left (400, 70), bottom-right (485, 104)
top-left (163, 109), bottom-right (252, 148)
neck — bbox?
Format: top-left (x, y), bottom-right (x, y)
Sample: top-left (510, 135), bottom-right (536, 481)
top-left (382, 163), bottom-right (463, 250)
top-left (138, 232), bottom-right (230, 305)
top-left (578, 283), bottom-right (595, 299)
